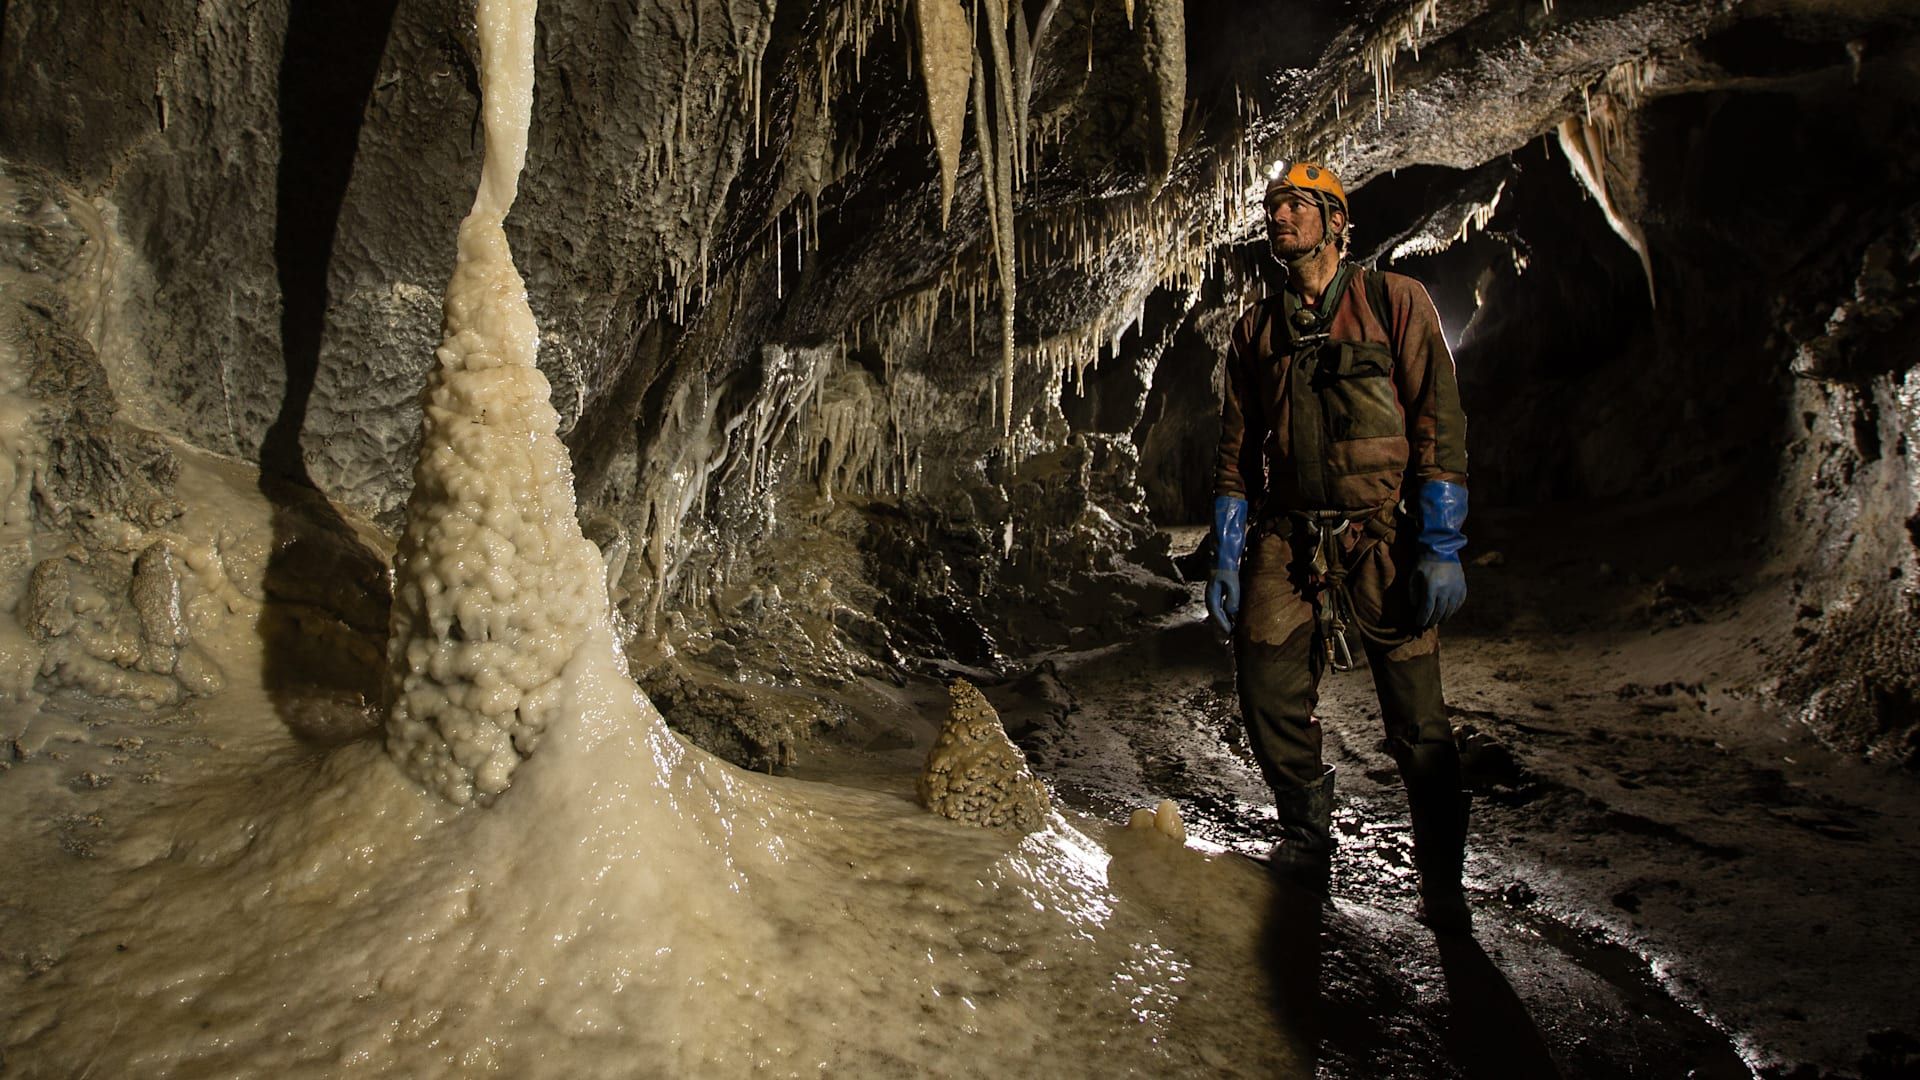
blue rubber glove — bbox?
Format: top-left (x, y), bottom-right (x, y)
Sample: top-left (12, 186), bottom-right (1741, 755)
top-left (1206, 496), bottom-right (1248, 634)
top-left (1411, 480), bottom-right (1468, 628)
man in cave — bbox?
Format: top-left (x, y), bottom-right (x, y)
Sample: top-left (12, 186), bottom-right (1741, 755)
top-left (1206, 161), bottom-right (1474, 934)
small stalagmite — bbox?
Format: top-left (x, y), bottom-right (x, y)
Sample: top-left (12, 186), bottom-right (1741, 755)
top-left (1128, 798), bottom-right (1187, 843)
top-left (919, 678), bottom-right (1051, 831)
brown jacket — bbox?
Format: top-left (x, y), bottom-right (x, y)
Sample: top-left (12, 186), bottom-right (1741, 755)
top-left (1216, 267), bottom-right (1467, 650)
top-left (1215, 267), bottom-right (1467, 515)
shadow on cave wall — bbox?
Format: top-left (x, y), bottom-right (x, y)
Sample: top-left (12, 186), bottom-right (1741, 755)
top-left (257, 0), bottom-right (402, 744)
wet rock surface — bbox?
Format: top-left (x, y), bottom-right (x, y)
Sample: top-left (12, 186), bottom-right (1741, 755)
top-left (1, 510), bottom-right (1913, 1077)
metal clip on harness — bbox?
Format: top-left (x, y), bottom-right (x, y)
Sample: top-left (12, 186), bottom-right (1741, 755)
top-left (1295, 511), bottom-right (1359, 672)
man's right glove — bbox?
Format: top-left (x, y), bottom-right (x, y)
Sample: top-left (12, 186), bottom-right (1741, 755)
top-left (1410, 480), bottom-right (1468, 628)
top-left (1206, 495), bottom-right (1248, 634)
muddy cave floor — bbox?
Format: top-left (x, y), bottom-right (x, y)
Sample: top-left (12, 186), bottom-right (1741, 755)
top-left (798, 496), bottom-right (1920, 1079)
top-left (4, 496), bottom-right (1918, 1078)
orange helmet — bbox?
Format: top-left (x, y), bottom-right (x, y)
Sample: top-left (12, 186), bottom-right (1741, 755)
top-left (1264, 161), bottom-right (1347, 215)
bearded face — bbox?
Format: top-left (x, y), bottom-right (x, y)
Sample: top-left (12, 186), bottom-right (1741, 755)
top-left (1265, 190), bottom-right (1343, 263)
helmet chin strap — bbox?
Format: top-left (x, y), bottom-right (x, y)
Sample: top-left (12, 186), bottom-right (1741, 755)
top-left (1285, 234), bottom-right (1332, 268)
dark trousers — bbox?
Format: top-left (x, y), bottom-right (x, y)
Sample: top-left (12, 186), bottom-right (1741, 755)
top-left (1234, 621), bottom-right (1454, 795)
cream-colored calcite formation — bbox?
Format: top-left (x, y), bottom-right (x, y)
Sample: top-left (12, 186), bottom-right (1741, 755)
top-left (919, 677), bottom-right (1052, 831)
top-left (913, 0), bottom-right (972, 229)
top-left (384, 0), bottom-right (606, 804)
top-left (0, 169), bottom-right (241, 707)
top-left (21, 540), bottom-right (224, 706)
top-left (1557, 60), bottom-right (1658, 308)
top-left (0, 256), bottom-right (51, 703)
top-left (1129, 797), bottom-right (1188, 843)
top-left (1141, 0), bottom-right (1186, 182)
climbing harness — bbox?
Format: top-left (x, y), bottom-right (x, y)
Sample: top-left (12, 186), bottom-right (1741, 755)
top-left (1283, 502), bottom-right (1404, 672)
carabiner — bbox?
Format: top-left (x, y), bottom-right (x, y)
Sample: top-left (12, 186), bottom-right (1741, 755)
top-left (1328, 625), bottom-right (1355, 672)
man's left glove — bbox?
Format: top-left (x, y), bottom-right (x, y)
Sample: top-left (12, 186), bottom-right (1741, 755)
top-left (1411, 480), bottom-right (1468, 628)
top-left (1206, 496), bottom-right (1248, 634)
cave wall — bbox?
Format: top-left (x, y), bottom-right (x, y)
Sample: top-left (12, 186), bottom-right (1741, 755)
top-left (4, 0), bottom-right (1916, 764)
top-left (2, 0), bottom-right (1207, 758)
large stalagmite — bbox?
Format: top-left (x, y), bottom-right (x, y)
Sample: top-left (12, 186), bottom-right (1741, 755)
top-left (384, 0), bottom-right (611, 803)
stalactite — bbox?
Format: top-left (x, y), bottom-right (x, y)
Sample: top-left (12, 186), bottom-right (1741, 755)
top-left (1360, 0), bottom-right (1440, 125)
top-left (1140, 0), bottom-right (1185, 184)
top-left (1559, 111), bottom-right (1656, 308)
top-left (1389, 179), bottom-right (1509, 261)
top-left (914, 0), bottom-right (973, 228)
top-left (985, 0), bottom-right (1019, 436)
top-left (1556, 56), bottom-right (1661, 306)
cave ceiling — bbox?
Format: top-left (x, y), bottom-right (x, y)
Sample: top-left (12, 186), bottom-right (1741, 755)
top-left (4, 0), bottom-right (1900, 507)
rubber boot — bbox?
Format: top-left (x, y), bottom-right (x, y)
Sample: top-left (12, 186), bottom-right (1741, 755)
top-left (1267, 765), bottom-right (1336, 893)
top-left (1399, 742), bottom-right (1472, 935)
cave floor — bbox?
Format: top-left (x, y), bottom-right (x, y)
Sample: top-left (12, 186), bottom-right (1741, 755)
top-left (4, 497), bottom-right (1916, 1077)
top-left (995, 504), bottom-right (1920, 1078)
top-left (804, 498), bottom-right (1920, 1079)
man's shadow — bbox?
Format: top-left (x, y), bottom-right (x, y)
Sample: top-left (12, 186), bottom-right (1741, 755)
top-left (1258, 887), bottom-right (1562, 1078)
top-left (257, 0), bottom-right (402, 745)
top-left (1437, 933), bottom-right (1562, 1079)
top-left (1258, 883), bottom-right (1331, 1073)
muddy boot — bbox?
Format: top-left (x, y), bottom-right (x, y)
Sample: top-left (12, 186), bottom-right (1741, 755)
top-left (1399, 742), bottom-right (1471, 935)
top-left (1267, 765), bottom-right (1336, 893)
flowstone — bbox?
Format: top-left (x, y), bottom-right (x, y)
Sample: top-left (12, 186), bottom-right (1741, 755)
top-left (918, 677), bottom-right (1050, 831)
